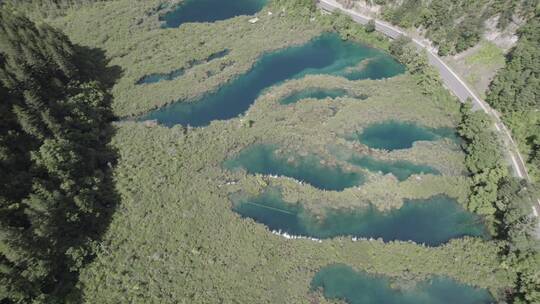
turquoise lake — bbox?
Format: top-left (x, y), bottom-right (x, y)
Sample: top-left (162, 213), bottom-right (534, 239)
top-left (352, 121), bottom-right (457, 150)
top-left (349, 155), bottom-right (439, 181)
top-left (161, 0), bottom-right (268, 28)
top-left (140, 33), bottom-right (404, 127)
top-left (311, 264), bottom-right (494, 304)
top-left (280, 88), bottom-right (350, 105)
top-left (224, 145), bottom-right (365, 191)
top-left (232, 189), bottom-right (486, 245)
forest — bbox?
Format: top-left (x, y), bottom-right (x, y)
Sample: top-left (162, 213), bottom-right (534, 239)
top-left (377, 0), bottom-right (537, 55)
top-left (487, 14), bottom-right (540, 179)
top-left (0, 9), bottom-right (118, 303)
top-left (459, 104), bottom-right (540, 303)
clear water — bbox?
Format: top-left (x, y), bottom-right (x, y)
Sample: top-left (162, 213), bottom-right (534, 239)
top-left (311, 264), bottom-right (494, 304)
top-left (160, 0), bottom-right (268, 28)
top-left (136, 49), bottom-right (229, 85)
top-left (352, 121), bottom-right (456, 151)
top-left (140, 33), bottom-right (404, 127)
top-left (280, 88), bottom-right (353, 105)
top-left (224, 145), bottom-right (365, 191)
top-left (348, 155), bottom-right (439, 181)
top-left (232, 189), bottom-right (486, 245)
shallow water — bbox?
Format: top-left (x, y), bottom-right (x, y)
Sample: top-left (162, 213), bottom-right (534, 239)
top-left (136, 50), bottom-right (229, 85)
top-left (232, 189), bottom-right (486, 245)
top-left (349, 155), bottom-right (439, 181)
top-left (280, 88), bottom-right (350, 105)
top-left (136, 68), bottom-right (186, 85)
top-left (161, 0), bottom-right (268, 28)
top-left (311, 264), bottom-right (494, 304)
top-left (352, 121), bottom-right (456, 151)
top-left (224, 145), bottom-right (365, 191)
top-left (140, 33), bottom-right (404, 127)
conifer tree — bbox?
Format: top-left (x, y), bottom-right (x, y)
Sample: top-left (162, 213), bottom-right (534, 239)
top-left (0, 9), bottom-right (117, 303)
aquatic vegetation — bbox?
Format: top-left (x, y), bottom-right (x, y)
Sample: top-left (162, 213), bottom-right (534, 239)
top-left (280, 88), bottom-right (350, 104)
top-left (136, 49), bottom-right (229, 84)
top-left (348, 155), bottom-right (439, 181)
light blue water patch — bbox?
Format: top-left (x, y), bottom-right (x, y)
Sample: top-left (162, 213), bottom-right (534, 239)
top-left (352, 121), bottom-right (457, 151)
top-left (136, 49), bottom-right (230, 85)
top-left (161, 0), bottom-right (268, 28)
top-left (232, 189), bottom-right (486, 246)
top-left (136, 68), bottom-right (186, 85)
top-left (311, 264), bottom-right (495, 304)
top-left (223, 145), bottom-right (365, 191)
top-left (139, 33), bottom-right (404, 127)
top-left (348, 155), bottom-right (440, 181)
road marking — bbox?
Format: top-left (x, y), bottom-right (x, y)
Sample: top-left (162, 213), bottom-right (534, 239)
top-left (500, 124), bottom-right (530, 179)
top-left (510, 154), bottom-right (524, 178)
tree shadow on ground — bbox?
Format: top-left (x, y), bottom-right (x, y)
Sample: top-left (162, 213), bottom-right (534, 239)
top-left (52, 45), bottom-right (124, 303)
top-left (76, 46), bottom-right (124, 89)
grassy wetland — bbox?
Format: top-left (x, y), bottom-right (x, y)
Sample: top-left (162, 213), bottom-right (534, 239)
top-left (12, 0), bottom-right (532, 302)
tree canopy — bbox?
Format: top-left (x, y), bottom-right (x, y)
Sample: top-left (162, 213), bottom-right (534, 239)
top-left (0, 9), bottom-right (118, 303)
top-left (486, 14), bottom-right (540, 178)
top-left (379, 0), bottom-right (536, 55)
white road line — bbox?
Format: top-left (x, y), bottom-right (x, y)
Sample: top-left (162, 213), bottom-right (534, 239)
top-left (510, 154), bottom-right (524, 178)
top-left (501, 125), bottom-right (530, 179)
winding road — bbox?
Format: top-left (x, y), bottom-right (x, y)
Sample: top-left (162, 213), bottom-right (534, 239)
top-left (318, 0), bottom-right (540, 229)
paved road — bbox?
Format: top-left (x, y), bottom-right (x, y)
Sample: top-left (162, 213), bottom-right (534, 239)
top-left (318, 0), bottom-right (540, 226)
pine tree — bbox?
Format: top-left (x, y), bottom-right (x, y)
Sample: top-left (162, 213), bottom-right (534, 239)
top-left (0, 8), bottom-right (116, 303)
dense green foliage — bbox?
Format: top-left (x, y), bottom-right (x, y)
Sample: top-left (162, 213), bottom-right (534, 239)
top-left (486, 14), bottom-right (540, 178)
top-left (495, 178), bottom-right (540, 303)
top-left (457, 103), bottom-right (540, 303)
top-left (320, 11), bottom-right (391, 51)
top-left (0, 9), bottom-right (117, 303)
top-left (458, 103), bottom-right (505, 217)
top-left (488, 15), bottom-right (539, 113)
top-left (389, 36), bottom-right (441, 93)
top-left (380, 0), bottom-right (536, 55)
